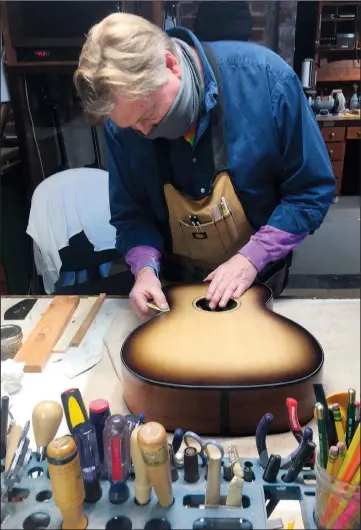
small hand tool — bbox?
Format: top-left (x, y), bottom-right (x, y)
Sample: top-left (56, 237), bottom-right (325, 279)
top-left (243, 464), bottom-right (255, 482)
top-left (1, 421), bottom-right (31, 501)
top-left (146, 301), bottom-right (170, 313)
top-left (4, 299), bottom-right (37, 320)
top-left (205, 442), bottom-right (223, 506)
top-left (263, 454), bottom-right (281, 483)
top-left (256, 413), bottom-right (274, 468)
top-left (346, 388), bottom-right (356, 447)
top-left (184, 447), bottom-right (199, 483)
top-left (223, 461), bottom-right (234, 482)
top-left (103, 415), bottom-right (131, 504)
top-left (73, 421), bottom-right (102, 503)
top-left (168, 444), bottom-right (179, 482)
top-left (313, 383), bottom-right (338, 446)
top-left (89, 399), bottom-right (111, 476)
top-left (61, 387), bottom-right (88, 433)
top-left (316, 402), bottom-right (329, 469)
top-left (172, 428), bottom-right (184, 454)
top-left (286, 427), bottom-right (315, 468)
top-left (130, 425), bottom-right (151, 506)
top-left (355, 400), bottom-right (360, 431)
top-left (282, 440), bottom-right (316, 483)
top-left (5, 424), bottom-right (23, 473)
top-left (124, 414), bottom-right (143, 435)
top-left (47, 435), bottom-right (87, 530)
top-left (228, 445), bottom-right (243, 478)
top-left (226, 445), bottom-right (244, 507)
top-left (137, 422), bottom-right (173, 508)
top-left (1, 395), bottom-right (10, 459)
top-left (175, 451), bottom-right (184, 469)
top-left (184, 431), bottom-right (224, 467)
top-left (286, 398), bottom-right (303, 443)
top-left (32, 400), bottom-right (63, 461)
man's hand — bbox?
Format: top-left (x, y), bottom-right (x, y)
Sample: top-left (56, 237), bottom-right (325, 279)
top-left (204, 254), bottom-right (258, 310)
top-left (129, 266), bottom-right (169, 321)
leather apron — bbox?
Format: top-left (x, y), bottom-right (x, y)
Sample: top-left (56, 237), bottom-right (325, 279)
top-left (155, 43), bottom-right (290, 294)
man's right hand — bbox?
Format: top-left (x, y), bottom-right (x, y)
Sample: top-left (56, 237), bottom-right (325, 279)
top-left (129, 266), bottom-right (169, 321)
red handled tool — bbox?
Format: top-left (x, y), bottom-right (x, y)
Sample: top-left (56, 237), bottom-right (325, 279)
top-left (286, 398), bottom-right (303, 444)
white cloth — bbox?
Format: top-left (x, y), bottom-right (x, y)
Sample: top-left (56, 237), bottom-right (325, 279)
top-left (26, 168), bottom-right (116, 293)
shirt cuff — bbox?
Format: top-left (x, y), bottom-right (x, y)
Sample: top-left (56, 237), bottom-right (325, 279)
top-left (238, 225), bottom-right (308, 272)
top-left (125, 246), bottom-right (161, 277)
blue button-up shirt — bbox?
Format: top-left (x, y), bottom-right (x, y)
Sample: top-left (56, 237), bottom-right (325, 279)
top-left (105, 27), bottom-right (335, 270)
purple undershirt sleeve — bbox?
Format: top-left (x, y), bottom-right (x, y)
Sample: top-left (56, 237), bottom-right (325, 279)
top-left (125, 246), bottom-right (161, 277)
top-left (238, 225), bottom-right (308, 272)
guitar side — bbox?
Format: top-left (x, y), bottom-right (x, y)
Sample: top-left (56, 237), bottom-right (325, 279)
top-left (121, 284), bottom-right (323, 435)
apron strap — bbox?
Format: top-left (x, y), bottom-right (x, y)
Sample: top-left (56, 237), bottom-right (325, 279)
top-left (153, 41), bottom-right (229, 183)
top-left (200, 42), bottom-right (228, 173)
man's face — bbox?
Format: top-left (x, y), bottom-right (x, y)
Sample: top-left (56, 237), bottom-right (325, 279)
top-left (110, 50), bottom-right (182, 136)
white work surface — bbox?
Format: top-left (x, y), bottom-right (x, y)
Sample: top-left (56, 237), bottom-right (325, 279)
top-left (1, 295), bottom-right (360, 528)
top-left (1, 295), bottom-right (360, 451)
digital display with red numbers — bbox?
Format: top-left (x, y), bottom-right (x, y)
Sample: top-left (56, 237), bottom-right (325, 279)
top-left (34, 50), bottom-right (50, 58)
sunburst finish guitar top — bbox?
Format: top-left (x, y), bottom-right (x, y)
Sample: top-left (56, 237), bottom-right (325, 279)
top-left (121, 284), bottom-right (324, 435)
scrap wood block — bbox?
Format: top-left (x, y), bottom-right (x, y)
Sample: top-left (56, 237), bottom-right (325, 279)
top-left (69, 293), bottom-right (106, 347)
top-left (13, 296), bottom-right (80, 372)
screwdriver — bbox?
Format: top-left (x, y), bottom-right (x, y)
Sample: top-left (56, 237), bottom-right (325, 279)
top-left (89, 399), bottom-right (110, 477)
top-left (32, 401), bottom-right (63, 461)
top-left (103, 415), bottom-right (131, 504)
top-left (73, 422), bottom-right (102, 503)
top-left (61, 388), bottom-right (88, 433)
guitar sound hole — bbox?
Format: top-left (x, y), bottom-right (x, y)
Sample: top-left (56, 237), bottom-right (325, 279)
top-left (195, 298), bottom-right (238, 312)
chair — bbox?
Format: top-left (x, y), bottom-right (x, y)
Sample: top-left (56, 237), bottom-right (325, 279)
top-left (26, 167), bottom-right (134, 295)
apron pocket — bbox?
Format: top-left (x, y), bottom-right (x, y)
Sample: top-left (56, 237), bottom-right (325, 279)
top-left (224, 212), bottom-right (240, 242)
top-left (177, 219), bottom-right (227, 261)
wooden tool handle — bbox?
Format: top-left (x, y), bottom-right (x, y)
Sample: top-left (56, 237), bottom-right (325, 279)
top-left (5, 423), bottom-right (22, 472)
top-left (130, 425), bottom-right (152, 505)
top-left (70, 293), bottom-right (106, 347)
top-left (137, 422), bottom-right (173, 508)
top-left (205, 455), bottom-right (222, 506)
top-left (32, 401), bottom-right (63, 448)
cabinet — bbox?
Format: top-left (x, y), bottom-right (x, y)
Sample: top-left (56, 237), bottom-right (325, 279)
top-left (318, 118), bottom-right (361, 197)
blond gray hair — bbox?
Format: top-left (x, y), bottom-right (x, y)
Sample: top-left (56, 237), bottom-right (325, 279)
top-left (74, 12), bottom-right (178, 121)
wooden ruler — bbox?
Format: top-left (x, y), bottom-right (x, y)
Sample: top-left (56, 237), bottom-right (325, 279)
top-left (69, 293), bottom-right (106, 347)
top-left (14, 296), bottom-right (80, 372)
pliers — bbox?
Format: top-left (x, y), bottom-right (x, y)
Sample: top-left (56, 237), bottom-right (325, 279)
top-left (256, 411), bottom-right (314, 470)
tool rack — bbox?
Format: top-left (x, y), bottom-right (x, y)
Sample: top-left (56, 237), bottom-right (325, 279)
top-left (1, 454), bottom-right (317, 529)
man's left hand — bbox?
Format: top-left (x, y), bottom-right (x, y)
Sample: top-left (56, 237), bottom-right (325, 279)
top-left (204, 253), bottom-right (258, 310)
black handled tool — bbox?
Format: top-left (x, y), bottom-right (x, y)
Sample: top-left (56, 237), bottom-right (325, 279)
top-left (282, 440), bottom-right (316, 483)
top-left (256, 413), bottom-right (274, 468)
top-left (1, 396), bottom-right (10, 459)
top-left (61, 388), bottom-right (88, 433)
top-left (313, 384), bottom-right (337, 446)
top-left (263, 454), bottom-right (281, 483)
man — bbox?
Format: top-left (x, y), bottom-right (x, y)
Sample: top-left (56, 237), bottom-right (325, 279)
top-left (74, 12), bottom-right (335, 321)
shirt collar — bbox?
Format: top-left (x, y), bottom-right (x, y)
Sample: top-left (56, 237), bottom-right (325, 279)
top-left (166, 26), bottom-right (218, 113)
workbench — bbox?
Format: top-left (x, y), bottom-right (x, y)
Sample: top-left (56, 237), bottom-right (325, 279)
top-left (1, 295), bottom-right (360, 527)
top-left (316, 113), bottom-right (361, 198)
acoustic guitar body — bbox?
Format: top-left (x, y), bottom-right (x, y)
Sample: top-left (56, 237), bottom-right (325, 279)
top-left (121, 284), bottom-right (323, 435)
